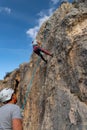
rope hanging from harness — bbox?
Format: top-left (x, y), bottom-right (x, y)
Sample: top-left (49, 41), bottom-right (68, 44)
top-left (21, 57), bottom-right (41, 110)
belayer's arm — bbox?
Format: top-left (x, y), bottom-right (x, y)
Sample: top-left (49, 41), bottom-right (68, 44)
top-left (12, 118), bottom-right (23, 130)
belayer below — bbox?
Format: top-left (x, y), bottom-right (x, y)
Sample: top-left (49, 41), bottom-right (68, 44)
top-left (32, 39), bottom-right (53, 63)
top-left (0, 88), bottom-right (23, 130)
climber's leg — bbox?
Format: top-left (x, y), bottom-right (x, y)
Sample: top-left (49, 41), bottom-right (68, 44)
top-left (40, 48), bottom-right (53, 57)
top-left (39, 53), bottom-right (47, 63)
top-left (34, 48), bottom-right (47, 63)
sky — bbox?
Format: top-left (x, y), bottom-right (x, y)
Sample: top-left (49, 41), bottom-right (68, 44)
top-left (0, 0), bottom-right (73, 80)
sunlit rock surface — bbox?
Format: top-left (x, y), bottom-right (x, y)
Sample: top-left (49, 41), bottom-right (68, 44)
top-left (0, 1), bottom-right (87, 130)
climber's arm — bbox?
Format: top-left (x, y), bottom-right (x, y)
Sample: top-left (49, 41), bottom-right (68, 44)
top-left (37, 41), bottom-right (42, 45)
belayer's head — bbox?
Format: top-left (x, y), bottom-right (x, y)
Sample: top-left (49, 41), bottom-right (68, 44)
top-left (0, 88), bottom-right (17, 104)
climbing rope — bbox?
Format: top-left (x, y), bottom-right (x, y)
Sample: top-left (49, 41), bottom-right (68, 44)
top-left (21, 57), bottom-right (41, 110)
top-left (21, 33), bottom-right (47, 110)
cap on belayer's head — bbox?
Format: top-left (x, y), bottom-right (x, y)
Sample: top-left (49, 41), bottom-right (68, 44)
top-left (0, 88), bottom-right (14, 103)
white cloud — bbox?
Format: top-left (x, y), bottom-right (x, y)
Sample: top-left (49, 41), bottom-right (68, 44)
top-left (26, 8), bottom-right (54, 39)
top-left (26, 26), bottom-right (39, 39)
top-left (38, 15), bottom-right (49, 27)
top-left (51, 0), bottom-right (60, 4)
top-left (51, 0), bottom-right (68, 4)
top-left (48, 8), bottom-right (54, 15)
top-left (26, 16), bottom-right (47, 39)
top-left (0, 7), bottom-right (11, 14)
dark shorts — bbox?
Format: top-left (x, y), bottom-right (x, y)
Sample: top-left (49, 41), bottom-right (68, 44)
top-left (33, 46), bottom-right (41, 56)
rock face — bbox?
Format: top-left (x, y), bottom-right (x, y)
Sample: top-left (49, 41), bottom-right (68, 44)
top-left (0, 1), bottom-right (87, 130)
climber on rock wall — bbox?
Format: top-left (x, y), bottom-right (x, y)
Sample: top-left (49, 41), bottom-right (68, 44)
top-left (32, 39), bottom-right (53, 63)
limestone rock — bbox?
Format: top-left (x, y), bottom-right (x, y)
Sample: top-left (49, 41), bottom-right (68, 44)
top-left (0, 1), bottom-right (87, 130)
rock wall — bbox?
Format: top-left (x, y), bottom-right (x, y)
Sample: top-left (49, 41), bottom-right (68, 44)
top-left (0, 1), bottom-right (87, 130)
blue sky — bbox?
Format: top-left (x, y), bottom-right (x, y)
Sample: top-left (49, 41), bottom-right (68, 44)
top-left (0, 0), bottom-right (73, 80)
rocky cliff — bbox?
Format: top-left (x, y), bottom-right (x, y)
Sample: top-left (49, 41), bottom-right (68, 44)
top-left (0, 0), bottom-right (87, 130)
